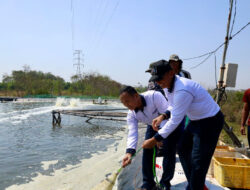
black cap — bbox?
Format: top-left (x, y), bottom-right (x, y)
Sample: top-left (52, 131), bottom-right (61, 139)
top-left (149, 60), bottom-right (172, 82)
top-left (145, 63), bottom-right (155, 73)
top-left (145, 60), bottom-right (168, 73)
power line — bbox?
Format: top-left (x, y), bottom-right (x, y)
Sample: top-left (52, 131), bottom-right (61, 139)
top-left (91, 0), bottom-right (121, 54)
top-left (214, 53), bottom-right (217, 86)
top-left (86, 0), bottom-right (109, 55)
top-left (88, 0), bottom-right (121, 57)
top-left (182, 52), bottom-right (211, 61)
top-left (70, 0), bottom-right (75, 51)
top-left (230, 21), bottom-right (250, 39)
top-left (183, 0), bottom-right (248, 65)
top-left (186, 21), bottom-right (250, 69)
top-left (189, 53), bottom-right (213, 69)
top-left (183, 41), bottom-right (225, 61)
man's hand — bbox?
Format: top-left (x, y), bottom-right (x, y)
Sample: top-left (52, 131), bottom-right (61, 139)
top-left (122, 153), bottom-right (132, 168)
top-left (240, 126), bottom-right (246, 135)
top-left (156, 141), bottom-right (163, 148)
top-left (142, 137), bottom-right (157, 149)
top-left (152, 115), bottom-right (164, 131)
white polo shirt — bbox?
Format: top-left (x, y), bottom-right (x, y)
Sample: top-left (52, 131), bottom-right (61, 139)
top-left (155, 75), bottom-right (220, 140)
top-left (126, 90), bottom-right (169, 152)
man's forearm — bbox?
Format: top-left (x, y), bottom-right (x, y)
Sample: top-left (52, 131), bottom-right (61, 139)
top-left (241, 103), bottom-right (249, 126)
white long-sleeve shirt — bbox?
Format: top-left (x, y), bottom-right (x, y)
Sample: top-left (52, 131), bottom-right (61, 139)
top-left (126, 90), bottom-right (169, 152)
top-left (155, 75), bottom-right (220, 140)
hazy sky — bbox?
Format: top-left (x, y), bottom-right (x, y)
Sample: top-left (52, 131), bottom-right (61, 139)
top-left (0, 0), bottom-right (249, 89)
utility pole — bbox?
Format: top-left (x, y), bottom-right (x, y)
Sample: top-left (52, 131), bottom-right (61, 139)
top-left (216, 0), bottom-right (233, 103)
top-left (216, 0), bottom-right (242, 148)
top-left (73, 50), bottom-right (84, 80)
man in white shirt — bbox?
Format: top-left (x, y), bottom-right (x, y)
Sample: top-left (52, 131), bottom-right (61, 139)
top-left (143, 60), bottom-right (224, 190)
top-left (120, 86), bottom-right (184, 190)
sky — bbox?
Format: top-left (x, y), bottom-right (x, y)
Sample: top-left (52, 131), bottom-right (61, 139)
top-left (0, 0), bottom-right (249, 90)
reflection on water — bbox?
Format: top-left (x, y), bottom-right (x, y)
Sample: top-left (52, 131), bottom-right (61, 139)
top-left (0, 98), bottom-right (126, 189)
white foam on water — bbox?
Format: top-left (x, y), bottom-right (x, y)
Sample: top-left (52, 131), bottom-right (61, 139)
top-left (55, 98), bottom-right (93, 108)
top-left (0, 110), bottom-right (21, 116)
top-left (0, 98), bottom-right (124, 125)
top-left (56, 98), bottom-right (125, 110)
top-left (41, 160), bottom-right (59, 171)
top-left (6, 129), bottom-right (127, 190)
top-left (15, 98), bottom-right (55, 103)
top-left (68, 98), bottom-right (80, 107)
top-left (55, 98), bottom-right (67, 107)
top-left (0, 106), bottom-right (55, 124)
top-left (0, 98), bottom-right (89, 123)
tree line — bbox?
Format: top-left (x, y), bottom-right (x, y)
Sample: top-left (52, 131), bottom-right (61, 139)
top-left (0, 67), bottom-right (247, 144)
top-left (208, 89), bottom-right (246, 145)
top-left (0, 67), bottom-right (123, 97)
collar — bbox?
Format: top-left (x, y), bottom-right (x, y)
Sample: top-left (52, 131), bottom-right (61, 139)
top-left (178, 71), bottom-right (183, 77)
top-left (168, 75), bottom-right (176, 93)
top-left (135, 95), bottom-right (147, 113)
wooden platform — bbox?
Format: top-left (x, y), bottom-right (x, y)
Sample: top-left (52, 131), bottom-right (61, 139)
top-left (0, 97), bottom-right (18, 102)
top-left (52, 108), bottom-right (128, 126)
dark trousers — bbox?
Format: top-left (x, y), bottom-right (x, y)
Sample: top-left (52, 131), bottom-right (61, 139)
top-left (142, 119), bottom-right (184, 189)
top-left (248, 126), bottom-right (250, 147)
top-left (178, 111), bottom-right (224, 190)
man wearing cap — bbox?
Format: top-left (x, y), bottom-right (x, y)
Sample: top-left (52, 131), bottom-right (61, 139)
top-left (145, 60), bottom-right (186, 189)
top-left (143, 60), bottom-right (224, 190)
top-left (146, 55), bottom-right (191, 130)
top-left (120, 86), bottom-right (183, 190)
top-left (146, 55), bottom-right (191, 94)
top-left (168, 54), bottom-right (191, 134)
top-left (169, 54), bottom-right (191, 79)
top-left (146, 63), bottom-right (166, 96)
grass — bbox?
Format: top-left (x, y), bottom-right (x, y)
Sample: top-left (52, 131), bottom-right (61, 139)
top-left (219, 121), bottom-right (248, 147)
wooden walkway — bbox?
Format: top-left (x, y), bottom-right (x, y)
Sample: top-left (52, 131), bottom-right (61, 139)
top-left (52, 108), bottom-right (128, 126)
top-left (0, 97), bottom-right (18, 102)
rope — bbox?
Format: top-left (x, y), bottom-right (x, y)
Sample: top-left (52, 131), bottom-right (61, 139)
top-left (125, 146), bottom-right (161, 188)
top-left (115, 146), bottom-right (165, 188)
top-left (153, 147), bottom-right (158, 183)
top-left (185, 116), bottom-right (190, 128)
top-left (153, 147), bottom-right (163, 188)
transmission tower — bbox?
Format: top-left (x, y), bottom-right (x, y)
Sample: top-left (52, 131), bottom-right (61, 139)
top-left (73, 50), bottom-right (84, 79)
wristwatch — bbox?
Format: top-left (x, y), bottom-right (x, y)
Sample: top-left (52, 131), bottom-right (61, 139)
top-left (161, 113), bottom-right (168, 120)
